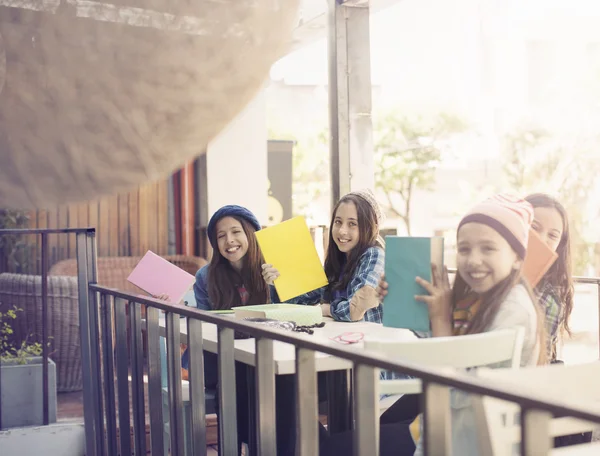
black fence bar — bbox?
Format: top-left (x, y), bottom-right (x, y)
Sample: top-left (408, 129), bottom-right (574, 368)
top-left (130, 302), bottom-right (146, 456)
top-left (0, 228), bottom-right (95, 235)
top-left (217, 327), bottom-right (238, 455)
top-left (295, 347), bottom-right (319, 456)
top-left (187, 318), bottom-right (208, 456)
top-left (166, 312), bottom-right (184, 456)
top-left (40, 232), bottom-right (49, 425)
top-left (353, 363), bottom-right (379, 456)
top-left (101, 295), bottom-right (118, 456)
top-left (255, 338), bottom-right (276, 456)
top-left (146, 307), bottom-right (165, 455)
top-left (114, 298), bottom-right (131, 456)
top-left (76, 232), bottom-right (100, 456)
top-left (85, 232), bottom-right (105, 456)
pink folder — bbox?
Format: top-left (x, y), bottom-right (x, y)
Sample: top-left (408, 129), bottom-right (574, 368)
top-left (127, 251), bottom-right (196, 303)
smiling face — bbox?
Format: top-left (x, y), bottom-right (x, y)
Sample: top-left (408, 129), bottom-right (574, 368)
top-left (215, 216), bottom-right (249, 271)
top-left (531, 206), bottom-right (564, 253)
top-left (456, 222), bottom-right (521, 294)
top-left (331, 201), bottom-right (360, 255)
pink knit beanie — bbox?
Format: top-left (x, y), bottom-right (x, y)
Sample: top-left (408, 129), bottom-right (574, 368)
top-left (458, 194), bottom-right (534, 259)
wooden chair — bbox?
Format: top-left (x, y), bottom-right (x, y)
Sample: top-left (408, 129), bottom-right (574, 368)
top-left (363, 328), bottom-right (525, 413)
top-left (474, 362), bottom-right (600, 455)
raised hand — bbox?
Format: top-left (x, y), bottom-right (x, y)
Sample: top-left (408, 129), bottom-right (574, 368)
top-left (414, 264), bottom-right (452, 321)
top-left (261, 263), bottom-right (280, 285)
top-left (375, 274), bottom-right (388, 303)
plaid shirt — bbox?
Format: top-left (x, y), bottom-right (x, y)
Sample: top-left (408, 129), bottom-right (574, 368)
top-left (273, 246), bottom-right (384, 323)
top-left (537, 281), bottom-right (562, 360)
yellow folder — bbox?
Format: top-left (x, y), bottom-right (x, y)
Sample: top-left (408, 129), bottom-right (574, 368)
top-left (255, 216), bottom-right (329, 301)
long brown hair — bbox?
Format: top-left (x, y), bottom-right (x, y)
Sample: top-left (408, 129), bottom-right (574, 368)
top-left (207, 217), bottom-right (270, 310)
top-left (453, 264), bottom-right (548, 365)
top-left (525, 193), bottom-right (574, 336)
top-left (323, 194), bottom-right (383, 299)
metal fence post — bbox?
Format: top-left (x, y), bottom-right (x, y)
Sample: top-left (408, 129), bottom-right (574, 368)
top-left (256, 338), bottom-right (277, 456)
top-left (41, 232), bottom-right (49, 425)
top-left (422, 382), bottom-right (451, 456)
top-left (76, 232), bottom-right (100, 456)
top-left (520, 408), bottom-right (552, 455)
top-left (353, 363), bottom-right (379, 456)
top-left (296, 347), bottom-right (319, 456)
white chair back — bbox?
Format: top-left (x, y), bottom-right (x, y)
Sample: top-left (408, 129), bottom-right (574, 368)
top-left (365, 327), bottom-right (525, 396)
top-left (474, 362), bottom-right (600, 456)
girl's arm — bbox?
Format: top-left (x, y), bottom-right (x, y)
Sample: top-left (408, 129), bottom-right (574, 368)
top-left (193, 266), bottom-right (212, 311)
top-left (329, 247), bottom-right (384, 322)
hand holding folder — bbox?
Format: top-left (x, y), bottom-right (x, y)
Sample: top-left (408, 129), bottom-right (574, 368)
top-left (255, 217), bottom-right (328, 301)
top-left (127, 251), bottom-right (196, 304)
top-left (383, 236), bottom-right (444, 332)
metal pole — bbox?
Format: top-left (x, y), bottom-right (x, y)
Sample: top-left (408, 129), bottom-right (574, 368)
top-left (217, 327), bottom-right (238, 455)
top-left (422, 382), bottom-right (451, 456)
top-left (295, 348), bottom-right (319, 456)
top-left (166, 312), bottom-right (184, 456)
top-left (255, 338), bottom-right (276, 456)
top-left (520, 408), bottom-right (552, 455)
top-left (146, 307), bottom-right (165, 455)
top-left (328, 0), bottom-right (375, 208)
top-left (353, 363), bottom-right (379, 456)
top-left (76, 232), bottom-right (99, 456)
top-left (41, 233), bottom-right (49, 425)
top-left (187, 318), bottom-right (208, 455)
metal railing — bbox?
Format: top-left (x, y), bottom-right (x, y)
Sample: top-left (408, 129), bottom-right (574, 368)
top-left (0, 228), bottom-right (97, 431)
top-left (2, 227), bottom-right (600, 456)
top-left (83, 284), bottom-right (600, 456)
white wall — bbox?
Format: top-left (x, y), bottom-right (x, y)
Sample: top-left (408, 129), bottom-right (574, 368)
top-left (206, 89), bottom-right (268, 223)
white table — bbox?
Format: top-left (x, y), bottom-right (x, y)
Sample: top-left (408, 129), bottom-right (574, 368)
top-left (158, 314), bottom-right (416, 444)
top-left (162, 315), bottom-right (417, 375)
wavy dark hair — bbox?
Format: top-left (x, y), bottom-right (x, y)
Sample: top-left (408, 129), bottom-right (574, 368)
top-left (323, 194), bottom-right (383, 301)
top-left (207, 217), bottom-right (270, 310)
top-left (525, 193), bottom-right (574, 336)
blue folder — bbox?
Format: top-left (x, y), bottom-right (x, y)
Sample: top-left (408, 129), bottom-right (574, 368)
top-left (382, 236), bottom-right (444, 332)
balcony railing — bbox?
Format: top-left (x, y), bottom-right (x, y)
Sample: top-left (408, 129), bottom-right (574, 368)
top-left (0, 227), bottom-right (96, 431)
top-left (2, 227), bottom-right (600, 456)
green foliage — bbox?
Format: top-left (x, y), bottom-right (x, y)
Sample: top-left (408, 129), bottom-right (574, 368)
top-left (501, 124), bottom-right (600, 275)
top-left (374, 111), bottom-right (469, 234)
top-left (0, 306), bottom-right (47, 364)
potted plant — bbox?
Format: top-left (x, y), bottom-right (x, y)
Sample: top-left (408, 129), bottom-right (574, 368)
top-left (0, 306), bottom-right (57, 428)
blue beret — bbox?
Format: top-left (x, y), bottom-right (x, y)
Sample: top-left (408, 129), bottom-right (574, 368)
top-left (207, 205), bottom-right (261, 248)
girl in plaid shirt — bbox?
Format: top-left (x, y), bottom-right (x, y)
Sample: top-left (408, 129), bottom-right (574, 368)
top-left (525, 194), bottom-right (574, 362)
top-left (263, 189), bottom-right (385, 323)
top-left (525, 194), bottom-right (590, 447)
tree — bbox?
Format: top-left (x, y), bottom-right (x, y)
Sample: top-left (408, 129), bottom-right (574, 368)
top-left (501, 124), bottom-right (600, 275)
top-left (374, 111), bottom-right (468, 234)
